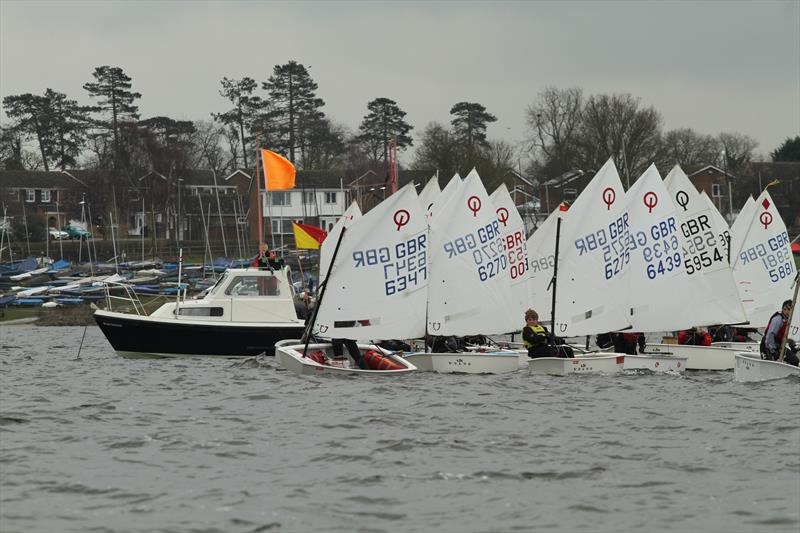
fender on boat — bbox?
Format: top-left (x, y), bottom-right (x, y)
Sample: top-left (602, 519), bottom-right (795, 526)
top-left (362, 349), bottom-right (405, 371)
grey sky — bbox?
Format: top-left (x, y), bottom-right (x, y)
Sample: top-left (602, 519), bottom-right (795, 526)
top-left (2, 0), bottom-right (798, 164)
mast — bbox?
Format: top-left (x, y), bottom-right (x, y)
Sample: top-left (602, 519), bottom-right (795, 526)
top-left (548, 215), bottom-right (562, 346)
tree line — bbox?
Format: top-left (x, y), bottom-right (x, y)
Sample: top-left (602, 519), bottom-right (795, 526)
top-left (2, 62), bottom-right (798, 190)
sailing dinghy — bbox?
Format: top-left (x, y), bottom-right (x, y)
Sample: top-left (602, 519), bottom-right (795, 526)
top-left (641, 165), bottom-right (748, 370)
top-left (731, 190), bottom-right (798, 382)
top-left (620, 164), bottom-right (688, 373)
top-left (528, 159), bottom-right (631, 376)
top-left (275, 185), bottom-right (422, 375)
top-left (403, 171), bottom-right (521, 374)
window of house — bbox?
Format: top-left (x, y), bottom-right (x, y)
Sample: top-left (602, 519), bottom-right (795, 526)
top-left (25, 189), bottom-right (35, 203)
top-left (270, 219), bottom-right (294, 234)
top-left (324, 192), bottom-right (337, 204)
top-left (224, 275), bottom-right (281, 296)
top-left (270, 192), bottom-right (290, 206)
top-left (712, 183), bottom-right (722, 197)
top-left (9, 189), bottom-right (18, 201)
top-left (41, 189), bottom-right (51, 203)
top-left (304, 191), bottom-right (315, 204)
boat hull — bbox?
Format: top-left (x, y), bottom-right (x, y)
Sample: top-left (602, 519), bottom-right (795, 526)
top-left (529, 353), bottom-right (624, 375)
top-left (402, 352), bottom-right (520, 374)
top-left (712, 341), bottom-right (759, 352)
top-left (734, 352), bottom-right (800, 382)
top-left (275, 341), bottom-right (416, 375)
top-left (94, 310), bottom-right (305, 357)
top-left (644, 344), bottom-right (739, 370)
top-left (622, 354), bottom-right (687, 374)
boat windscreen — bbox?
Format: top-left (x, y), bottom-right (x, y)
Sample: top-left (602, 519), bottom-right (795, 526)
top-left (208, 272), bottom-right (229, 295)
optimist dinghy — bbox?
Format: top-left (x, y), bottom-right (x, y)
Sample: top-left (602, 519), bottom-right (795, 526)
top-left (734, 352), bottom-right (799, 382)
top-left (276, 186), bottom-right (425, 376)
top-left (529, 353), bottom-right (625, 376)
top-left (275, 340), bottom-right (415, 376)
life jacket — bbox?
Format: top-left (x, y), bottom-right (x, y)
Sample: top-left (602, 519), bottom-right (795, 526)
top-left (305, 350), bottom-right (327, 365)
top-left (362, 349), bottom-right (406, 371)
top-left (522, 324), bottom-right (546, 348)
top-left (765, 311), bottom-right (788, 345)
top-left (678, 330), bottom-right (711, 346)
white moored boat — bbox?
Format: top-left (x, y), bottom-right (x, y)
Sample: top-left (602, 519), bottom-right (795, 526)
top-left (529, 353), bottom-right (625, 376)
top-left (734, 352), bottom-right (799, 382)
top-left (644, 343), bottom-right (740, 370)
top-left (275, 340), bottom-right (416, 376)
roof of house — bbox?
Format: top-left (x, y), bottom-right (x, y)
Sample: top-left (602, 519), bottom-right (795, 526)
top-left (687, 165), bottom-right (734, 179)
top-left (0, 170), bottom-right (88, 188)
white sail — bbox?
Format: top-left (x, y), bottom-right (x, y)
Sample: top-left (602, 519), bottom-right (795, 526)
top-left (699, 191), bottom-right (731, 263)
top-left (525, 206), bottom-right (567, 326)
top-left (730, 196), bottom-right (756, 260)
top-left (663, 164), bottom-right (746, 326)
top-left (625, 164), bottom-right (692, 332)
top-left (427, 170), bottom-right (516, 336)
top-left (554, 158), bottom-right (632, 337)
top-left (731, 190), bottom-right (795, 328)
top-left (418, 174), bottom-right (441, 223)
top-left (489, 183), bottom-right (531, 320)
top-left (314, 183), bottom-right (428, 340)
top-left (319, 201), bottom-right (362, 284)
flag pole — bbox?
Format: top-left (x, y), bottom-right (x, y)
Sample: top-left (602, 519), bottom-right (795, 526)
top-left (254, 143), bottom-right (263, 256)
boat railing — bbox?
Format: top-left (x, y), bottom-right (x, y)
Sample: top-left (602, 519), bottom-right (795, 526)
top-left (101, 280), bottom-right (151, 316)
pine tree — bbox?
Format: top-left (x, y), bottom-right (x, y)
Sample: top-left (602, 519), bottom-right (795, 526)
top-left (450, 102), bottom-right (497, 155)
top-left (356, 97), bottom-right (413, 165)
top-left (262, 60), bottom-right (325, 164)
top-left (213, 77), bottom-right (262, 169)
top-left (771, 136), bottom-right (800, 161)
top-left (83, 66), bottom-right (141, 170)
top-left (3, 93), bottom-right (53, 170)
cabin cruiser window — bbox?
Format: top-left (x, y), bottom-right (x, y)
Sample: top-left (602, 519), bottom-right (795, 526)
top-left (207, 272), bottom-right (229, 295)
top-left (177, 307), bottom-right (224, 317)
top-left (225, 276), bottom-right (281, 296)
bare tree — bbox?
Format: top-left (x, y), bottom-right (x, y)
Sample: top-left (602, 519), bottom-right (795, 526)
top-left (658, 128), bottom-right (720, 169)
top-left (577, 93), bottom-right (662, 186)
top-left (525, 86), bottom-right (583, 177)
top-left (718, 132), bottom-right (759, 172)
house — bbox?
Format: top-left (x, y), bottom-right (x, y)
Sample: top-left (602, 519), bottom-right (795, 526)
top-left (538, 169), bottom-right (594, 214)
top-left (738, 161), bottom-right (800, 229)
top-left (686, 165), bottom-right (735, 220)
top-left (0, 170), bottom-right (89, 235)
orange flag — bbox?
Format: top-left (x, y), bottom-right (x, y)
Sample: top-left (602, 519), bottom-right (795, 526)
top-left (261, 149), bottom-right (296, 191)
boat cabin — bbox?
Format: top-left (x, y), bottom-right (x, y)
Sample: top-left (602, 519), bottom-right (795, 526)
top-left (150, 267), bottom-right (304, 324)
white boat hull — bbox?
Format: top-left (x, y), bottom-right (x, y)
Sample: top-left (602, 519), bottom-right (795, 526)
top-left (734, 352), bottom-right (800, 382)
top-left (403, 352), bottom-right (520, 374)
top-left (275, 340), bottom-right (416, 376)
top-left (622, 354), bottom-right (687, 374)
top-left (644, 344), bottom-right (740, 370)
top-left (528, 353), bottom-right (625, 376)
top-left (712, 341), bottom-right (759, 352)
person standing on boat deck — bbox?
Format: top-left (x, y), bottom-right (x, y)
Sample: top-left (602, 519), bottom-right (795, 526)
top-left (761, 299), bottom-right (799, 366)
top-left (332, 338), bottom-right (365, 369)
top-left (678, 327), bottom-right (711, 346)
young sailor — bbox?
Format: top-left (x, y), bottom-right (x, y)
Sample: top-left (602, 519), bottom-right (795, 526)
top-left (522, 309), bottom-right (574, 359)
top-left (761, 299), bottom-right (799, 366)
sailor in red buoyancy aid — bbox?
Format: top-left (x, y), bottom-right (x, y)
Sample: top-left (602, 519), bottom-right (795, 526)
top-left (678, 327), bottom-right (711, 346)
top-left (761, 299), bottom-right (799, 366)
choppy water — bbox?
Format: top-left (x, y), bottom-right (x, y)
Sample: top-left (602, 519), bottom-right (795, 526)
top-left (1, 325), bottom-right (799, 533)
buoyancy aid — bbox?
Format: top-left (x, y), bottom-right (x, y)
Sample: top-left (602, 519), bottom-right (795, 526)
top-left (362, 349), bottom-right (406, 371)
top-left (522, 324), bottom-right (547, 348)
top-left (765, 311), bottom-right (788, 346)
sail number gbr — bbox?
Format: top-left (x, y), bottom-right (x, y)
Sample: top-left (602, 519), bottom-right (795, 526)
top-left (574, 213), bottom-right (630, 280)
top-left (352, 234), bottom-right (428, 296)
top-left (738, 231), bottom-right (794, 283)
top-left (442, 220), bottom-right (508, 282)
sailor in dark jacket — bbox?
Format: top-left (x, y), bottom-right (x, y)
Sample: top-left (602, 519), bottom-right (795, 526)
top-left (522, 309), bottom-right (555, 358)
